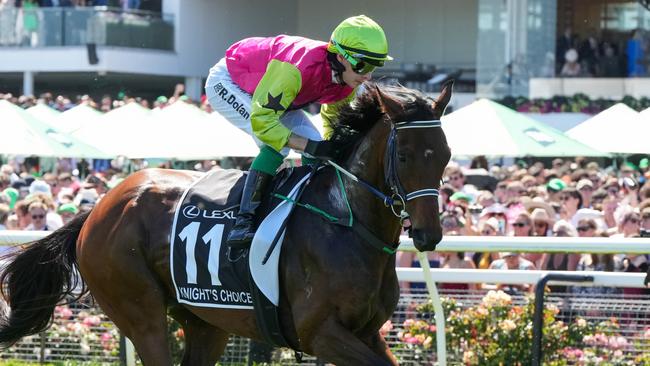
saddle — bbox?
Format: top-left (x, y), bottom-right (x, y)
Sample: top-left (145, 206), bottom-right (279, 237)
top-left (170, 165), bottom-right (316, 347)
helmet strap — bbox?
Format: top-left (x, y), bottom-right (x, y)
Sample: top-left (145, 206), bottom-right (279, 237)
top-left (327, 52), bottom-right (346, 84)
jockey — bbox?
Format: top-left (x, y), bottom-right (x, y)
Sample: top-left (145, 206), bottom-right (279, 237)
top-left (205, 15), bottom-right (392, 247)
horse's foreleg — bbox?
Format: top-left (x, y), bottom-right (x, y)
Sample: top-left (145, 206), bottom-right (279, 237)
top-left (169, 306), bottom-right (230, 366)
top-left (307, 317), bottom-right (395, 366)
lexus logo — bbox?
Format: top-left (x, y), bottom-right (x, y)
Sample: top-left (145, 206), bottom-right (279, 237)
top-left (182, 205), bottom-right (200, 219)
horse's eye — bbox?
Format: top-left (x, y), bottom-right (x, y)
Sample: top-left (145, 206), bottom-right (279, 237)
top-left (397, 152), bottom-right (407, 162)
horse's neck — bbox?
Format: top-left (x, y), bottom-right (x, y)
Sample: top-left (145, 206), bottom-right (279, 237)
top-left (343, 122), bottom-right (401, 243)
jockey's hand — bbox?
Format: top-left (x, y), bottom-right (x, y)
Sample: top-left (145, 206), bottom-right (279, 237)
top-left (304, 139), bottom-right (339, 161)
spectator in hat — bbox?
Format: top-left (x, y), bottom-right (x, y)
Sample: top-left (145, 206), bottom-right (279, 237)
top-left (1, 188), bottom-right (18, 210)
top-left (546, 178), bottom-right (566, 203)
top-left (481, 203), bottom-right (508, 235)
top-left (577, 178), bottom-right (594, 208)
top-left (29, 179), bottom-right (52, 198)
top-left (57, 203), bottom-right (79, 225)
top-left (613, 211), bottom-right (641, 238)
top-left (523, 197), bottom-right (556, 222)
top-left (449, 192), bottom-right (471, 210)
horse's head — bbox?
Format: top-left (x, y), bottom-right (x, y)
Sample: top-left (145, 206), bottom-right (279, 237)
top-left (376, 82), bottom-right (453, 251)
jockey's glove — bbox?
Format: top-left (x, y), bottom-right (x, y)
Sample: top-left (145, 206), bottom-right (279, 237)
top-left (304, 139), bottom-right (339, 161)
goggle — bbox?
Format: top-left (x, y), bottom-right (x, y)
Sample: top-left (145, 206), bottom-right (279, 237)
top-left (332, 40), bottom-right (377, 75)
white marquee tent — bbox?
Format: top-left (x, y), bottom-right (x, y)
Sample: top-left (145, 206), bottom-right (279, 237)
top-left (566, 103), bottom-right (648, 155)
top-left (441, 99), bottom-right (605, 157)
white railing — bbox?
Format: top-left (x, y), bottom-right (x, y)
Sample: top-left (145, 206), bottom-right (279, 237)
top-left (1, 232), bottom-right (648, 365)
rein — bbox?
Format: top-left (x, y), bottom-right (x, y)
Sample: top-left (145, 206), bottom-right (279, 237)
top-left (275, 119), bottom-right (443, 254)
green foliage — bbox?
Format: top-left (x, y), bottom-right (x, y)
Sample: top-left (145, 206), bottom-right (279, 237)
top-left (497, 94), bottom-right (650, 114)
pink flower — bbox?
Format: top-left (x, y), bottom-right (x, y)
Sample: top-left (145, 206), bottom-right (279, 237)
top-left (405, 336), bottom-right (420, 344)
top-left (56, 306), bottom-right (73, 319)
top-left (82, 315), bottom-right (101, 328)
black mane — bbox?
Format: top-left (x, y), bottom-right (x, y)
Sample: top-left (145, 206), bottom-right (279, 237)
top-left (328, 83), bottom-right (434, 159)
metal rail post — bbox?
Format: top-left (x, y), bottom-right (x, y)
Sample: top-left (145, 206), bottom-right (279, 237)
top-left (416, 252), bottom-right (446, 366)
top-left (531, 274), bottom-right (594, 366)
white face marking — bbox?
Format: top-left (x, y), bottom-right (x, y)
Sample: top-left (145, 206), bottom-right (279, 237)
top-left (424, 149), bottom-right (434, 159)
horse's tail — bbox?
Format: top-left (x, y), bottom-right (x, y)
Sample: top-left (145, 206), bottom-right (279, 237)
top-left (0, 211), bottom-right (91, 348)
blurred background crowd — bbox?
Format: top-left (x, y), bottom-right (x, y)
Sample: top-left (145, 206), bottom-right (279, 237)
top-left (397, 155), bottom-right (650, 296)
top-left (1, 150), bottom-right (648, 296)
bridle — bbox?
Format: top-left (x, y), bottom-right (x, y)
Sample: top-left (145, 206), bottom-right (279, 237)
top-left (328, 119), bottom-right (443, 220)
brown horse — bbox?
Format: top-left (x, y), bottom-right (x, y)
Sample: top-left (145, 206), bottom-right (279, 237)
top-left (0, 83), bottom-right (452, 365)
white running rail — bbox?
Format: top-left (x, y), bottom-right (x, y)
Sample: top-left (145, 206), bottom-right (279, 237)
top-left (1, 232), bottom-right (648, 365)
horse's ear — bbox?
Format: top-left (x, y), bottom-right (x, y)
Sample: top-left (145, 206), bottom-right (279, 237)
top-left (375, 85), bottom-right (405, 118)
top-left (434, 79), bottom-right (454, 116)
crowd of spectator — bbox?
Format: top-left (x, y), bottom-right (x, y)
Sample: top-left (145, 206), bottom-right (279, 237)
top-left (556, 27), bottom-right (650, 78)
top-left (0, 83), bottom-right (213, 114)
top-left (5, 153), bottom-right (646, 296)
top-left (398, 156), bottom-right (650, 296)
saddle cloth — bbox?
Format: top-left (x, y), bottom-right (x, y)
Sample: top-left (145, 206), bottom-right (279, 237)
top-left (170, 167), bottom-right (313, 310)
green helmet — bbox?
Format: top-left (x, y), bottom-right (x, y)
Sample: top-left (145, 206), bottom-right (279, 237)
top-left (328, 15), bottom-right (392, 73)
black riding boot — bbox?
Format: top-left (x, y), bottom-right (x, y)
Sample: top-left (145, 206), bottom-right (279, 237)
top-left (226, 169), bottom-right (273, 247)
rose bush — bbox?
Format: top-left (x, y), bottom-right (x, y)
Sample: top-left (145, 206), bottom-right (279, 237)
top-left (394, 291), bottom-right (649, 365)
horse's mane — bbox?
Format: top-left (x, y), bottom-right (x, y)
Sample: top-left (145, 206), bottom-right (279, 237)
top-left (328, 83), bottom-right (433, 160)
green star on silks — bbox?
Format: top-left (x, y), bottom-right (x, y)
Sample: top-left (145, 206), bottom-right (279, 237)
top-left (262, 92), bottom-right (286, 113)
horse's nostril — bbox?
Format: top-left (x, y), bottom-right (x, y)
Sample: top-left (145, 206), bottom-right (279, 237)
top-left (412, 229), bottom-right (442, 251)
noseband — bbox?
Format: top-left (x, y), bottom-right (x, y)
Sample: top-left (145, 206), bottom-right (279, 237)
top-left (328, 119), bottom-right (442, 219)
